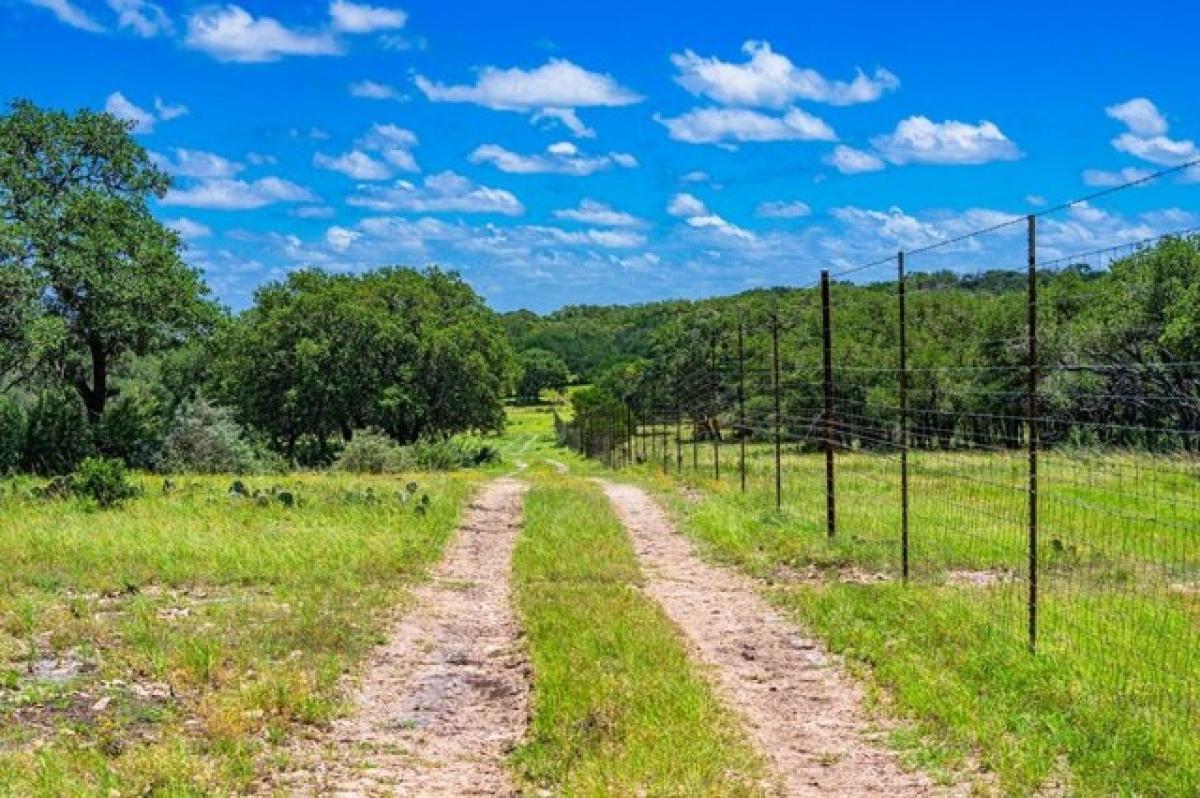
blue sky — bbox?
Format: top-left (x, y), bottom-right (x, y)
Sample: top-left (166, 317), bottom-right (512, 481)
top-left (2, 0), bottom-right (1199, 312)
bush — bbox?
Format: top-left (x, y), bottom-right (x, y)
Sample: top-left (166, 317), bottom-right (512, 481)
top-left (94, 386), bottom-right (165, 470)
top-left (407, 436), bottom-right (501, 471)
top-left (73, 456), bottom-right (138, 508)
top-left (22, 389), bottom-right (91, 475)
top-left (333, 428), bottom-right (408, 474)
top-left (0, 397), bottom-right (23, 474)
top-left (160, 397), bottom-right (279, 475)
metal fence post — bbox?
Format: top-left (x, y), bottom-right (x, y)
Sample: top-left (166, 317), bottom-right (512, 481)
top-left (711, 334), bottom-right (720, 480)
top-left (821, 270), bottom-right (837, 540)
top-left (899, 251), bottom-right (910, 581)
top-left (675, 378), bottom-right (683, 472)
top-left (738, 321), bottom-right (747, 493)
top-left (1027, 214), bottom-right (1040, 653)
top-left (772, 309), bottom-right (782, 512)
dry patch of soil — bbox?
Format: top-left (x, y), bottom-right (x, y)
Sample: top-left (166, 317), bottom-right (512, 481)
top-left (598, 480), bottom-right (949, 798)
top-left (267, 478), bottom-right (530, 797)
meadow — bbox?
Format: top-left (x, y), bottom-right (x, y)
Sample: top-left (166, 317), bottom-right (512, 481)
top-left (0, 472), bottom-right (478, 795)
top-left (626, 437), bottom-right (1200, 795)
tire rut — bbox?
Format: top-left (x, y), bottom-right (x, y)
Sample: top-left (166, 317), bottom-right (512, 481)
top-left (267, 477), bottom-right (530, 797)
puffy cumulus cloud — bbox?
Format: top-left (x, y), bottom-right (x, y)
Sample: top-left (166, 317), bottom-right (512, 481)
top-left (25, 0), bottom-right (104, 32)
top-left (104, 92), bottom-right (156, 133)
top-left (162, 176), bottom-right (317, 209)
top-left (324, 225), bottom-right (362, 252)
top-left (154, 97), bottom-right (188, 121)
top-left (151, 148), bottom-right (242, 178)
top-left (1111, 132), bottom-right (1198, 166)
top-left (165, 218), bottom-right (212, 240)
top-left (107, 0), bottom-right (171, 37)
top-left (665, 193), bottom-right (753, 240)
top-left (313, 150), bottom-right (391, 180)
top-left (671, 40), bottom-right (898, 108)
top-left (1106, 98), bottom-right (1168, 137)
top-left (871, 116), bottom-right (1021, 165)
top-left (357, 123), bottom-right (420, 172)
top-left (656, 106), bottom-right (836, 146)
top-left (329, 0), bottom-right (406, 33)
top-left (184, 5), bottom-right (341, 63)
top-left (469, 141), bottom-right (636, 176)
top-left (553, 199), bottom-right (643, 227)
top-left (347, 171), bottom-right (524, 215)
top-left (415, 58), bottom-right (641, 138)
top-left (756, 200), bottom-right (811, 219)
top-left (824, 144), bottom-right (885, 174)
top-left (349, 80), bottom-right (405, 102)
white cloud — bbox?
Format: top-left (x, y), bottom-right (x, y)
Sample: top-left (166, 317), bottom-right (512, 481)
top-left (25, 0), bottom-right (104, 32)
top-left (665, 193), bottom-right (753, 240)
top-left (554, 199), bottom-right (643, 227)
top-left (656, 106), bottom-right (836, 146)
top-left (165, 218), bottom-right (212, 240)
top-left (871, 116), bottom-right (1021, 165)
top-left (667, 192), bottom-right (708, 218)
top-left (415, 58), bottom-right (641, 137)
top-left (349, 80), bottom-right (405, 102)
top-left (680, 170), bottom-right (711, 184)
top-left (324, 225), bottom-right (362, 252)
top-left (357, 123), bottom-right (420, 172)
top-left (313, 150), bottom-right (392, 180)
top-left (671, 40), bottom-right (898, 108)
top-left (329, 0), bottom-right (406, 33)
top-left (524, 225), bottom-right (646, 249)
top-left (290, 205), bottom-right (336, 219)
top-left (1081, 166), bottom-right (1155, 187)
top-left (1111, 132), bottom-right (1198, 166)
top-left (469, 141), bottom-right (637, 176)
top-left (246, 152), bottom-right (278, 166)
top-left (347, 171), bottom-right (524, 215)
top-left (104, 92), bottom-right (156, 133)
top-left (107, 0), bottom-right (171, 37)
top-left (152, 148), bottom-right (243, 178)
top-left (184, 5), bottom-right (341, 63)
top-left (154, 97), bottom-right (188, 120)
top-left (824, 144), bottom-right (886, 174)
top-left (1106, 98), bottom-right (1167, 137)
top-left (162, 177), bottom-right (317, 209)
top-left (756, 200), bottom-right (811, 219)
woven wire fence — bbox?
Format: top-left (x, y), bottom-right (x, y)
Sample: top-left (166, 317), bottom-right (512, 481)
top-left (561, 169), bottom-right (1200, 727)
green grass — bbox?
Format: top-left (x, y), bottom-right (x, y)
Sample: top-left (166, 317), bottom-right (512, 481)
top-left (511, 475), bottom-right (766, 796)
top-left (0, 471), bottom-right (479, 795)
top-left (622, 439), bottom-right (1200, 796)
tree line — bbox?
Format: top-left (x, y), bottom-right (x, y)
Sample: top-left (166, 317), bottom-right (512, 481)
top-left (0, 101), bottom-right (516, 475)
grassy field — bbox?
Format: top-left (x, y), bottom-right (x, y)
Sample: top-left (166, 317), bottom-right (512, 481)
top-left (0, 471), bottom-right (479, 795)
top-left (511, 468), bottom-right (766, 796)
top-left (623, 437), bottom-right (1200, 795)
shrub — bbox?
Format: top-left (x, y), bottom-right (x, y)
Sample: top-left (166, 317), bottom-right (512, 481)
top-left (160, 397), bottom-right (277, 475)
top-left (94, 386), bottom-right (165, 470)
top-left (0, 397), bottom-right (23, 474)
top-left (407, 436), bottom-right (501, 471)
top-left (22, 389), bottom-right (91, 475)
top-left (333, 428), bottom-right (408, 474)
top-left (73, 456), bottom-right (138, 508)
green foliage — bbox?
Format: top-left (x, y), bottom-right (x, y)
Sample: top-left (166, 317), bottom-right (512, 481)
top-left (407, 436), bottom-right (501, 471)
top-left (212, 267), bottom-right (514, 465)
top-left (0, 396), bottom-right (23, 474)
top-left (93, 384), bottom-right (165, 470)
top-left (21, 388), bottom-right (91, 474)
top-left (159, 396), bottom-right (278, 475)
top-left (0, 100), bottom-right (216, 423)
top-left (515, 348), bottom-right (570, 404)
top-left (333, 428), bottom-right (407, 474)
top-left (73, 456), bottom-right (138, 508)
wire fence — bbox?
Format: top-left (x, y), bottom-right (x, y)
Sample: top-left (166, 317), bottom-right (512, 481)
top-left (558, 167), bottom-right (1200, 729)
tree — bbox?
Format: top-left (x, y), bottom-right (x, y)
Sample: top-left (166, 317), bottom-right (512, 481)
top-left (212, 267), bottom-right (514, 463)
top-left (515, 348), bottom-right (569, 403)
top-left (0, 100), bottom-right (214, 423)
